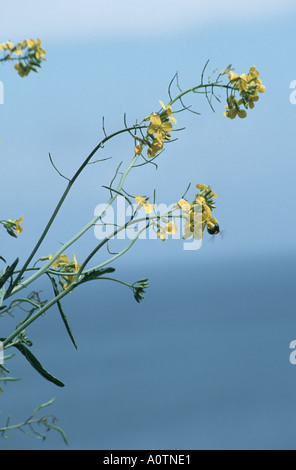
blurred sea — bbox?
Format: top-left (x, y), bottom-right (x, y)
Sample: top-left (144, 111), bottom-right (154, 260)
top-left (1, 253), bottom-right (296, 450)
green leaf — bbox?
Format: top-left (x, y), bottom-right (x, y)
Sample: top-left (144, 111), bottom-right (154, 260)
top-left (0, 267), bottom-right (6, 308)
top-left (0, 258), bottom-right (19, 290)
top-left (12, 343), bottom-right (64, 388)
top-left (32, 397), bottom-right (57, 415)
top-left (0, 282), bottom-right (5, 310)
top-left (80, 267), bottom-right (115, 285)
top-left (49, 424), bottom-right (69, 446)
top-left (50, 276), bottom-right (78, 350)
top-left (0, 377), bottom-right (20, 382)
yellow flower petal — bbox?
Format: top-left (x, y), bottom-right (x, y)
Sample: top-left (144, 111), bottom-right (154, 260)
top-left (144, 203), bottom-right (154, 214)
top-left (238, 110), bottom-right (247, 119)
top-left (157, 228), bottom-right (166, 241)
top-left (161, 121), bottom-right (172, 133)
top-left (165, 221), bottom-right (178, 235)
top-left (26, 39), bottom-right (35, 48)
top-left (15, 216), bottom-right (24, 234)
top-left (196, 184), bottom-right (208, 190)
top-left (135, 144), bottom-right (143, 155)
top-left (177, 199), bottom-right (190, 209)
top-left (195, 195), bottom-right (205, 205)
top-left (135, 195), bottom-right (147, 205)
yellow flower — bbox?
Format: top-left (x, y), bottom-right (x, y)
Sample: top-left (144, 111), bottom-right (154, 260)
top-left (15, 216), bottom-right (24, 234)
top-left (62, 254), bottom-right (81, 290)
top-left (159, 100), bottom-right (177, 124)
top-left (2, 216), bottom-right (24, 237)
top-left (157, 227), bottom-right (166, 241)
top-left (196, 184), bottom-right (217, 199)
top-left (40, 254), bottom-right (53, 261)
top-left (14, 62), bottom-right (30, 77)
top-left (202, 204), bottom-right (212, 219)
top-left (195, 195), bottom-right (206, 205)
top-left (26, 39), bottom-right (36, 48)
top-left (229, 71), bottom-right (239, 83)
top-left (227, 66), bottom-right (265, 118)
top-left (245, 94), bottom-right (259, 109)
top-left (177, 199), bottom-right (190, 210)
top-left (6, 41), bottom-right (14, 51)
top-left (224, 107), bottom-right (247, 119)
top-left (147, 137), bottom-right (164, 158)
top-left (195, 184), bottom-right (208, 191)
top-left (135, 195), bottom-right (153, 214)
top-left (256, 80), bottom-right (265, 93)
top-left (135, 144), bottom-right (143, 155)
top-left (183, 221), bottom-right (203, 240)
top-left (14, 46), bottom-right (22, 56)
top-left (165, 221), bottom-right (178, 235)
top-left (52, 254), bottom-right (81, 291)
top-left (237, 74), bottom-right (249, 92)
top-left (52, 254), bottom-right (70, 269)
top-left (148, 114), bottom-right (172, 140)
top-left (248, 66), bottom-right (259, 79)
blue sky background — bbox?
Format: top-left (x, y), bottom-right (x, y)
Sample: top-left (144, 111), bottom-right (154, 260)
top-left (1, 0), bottom-right (296, 450)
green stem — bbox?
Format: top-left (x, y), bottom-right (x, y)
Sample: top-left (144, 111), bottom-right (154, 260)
top-left (83, 225), bottom-right (148, 275)
top-left (8, 126), bottom-right (146, 298)
top-left (169, 82), bottom-right (234, 107)
top-left (98, 277), bottom-right (132, 288)
top-left (0, 297), bottom-right (42, 315)
top-left (77, 207), bottom-right (178, 276)
top-left (3, 284), bottom-right (73, 347)
top-left (9, 149), bottom-right (144, 298)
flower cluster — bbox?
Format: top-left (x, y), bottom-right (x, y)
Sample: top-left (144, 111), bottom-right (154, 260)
top-left (179, 184), bottom-right (219, 240)
top-left (156, 220), bottom-right (178, 242)
top-left (224, 67), bottom-right (265, 119)
top-left (0, 38), bottom-right (46, 77)
top-left (50, 254), bottom-right (81, 291)
top-left (135, 100), bottom-right (177, 159)
top-left (1, 216), bottom-right (23, 238)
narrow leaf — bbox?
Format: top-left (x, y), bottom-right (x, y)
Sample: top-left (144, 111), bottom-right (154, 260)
top-left (13, 343), bottom-right (65, 387)
top-left (80, 267), bottom-right (115, 285)
top-left (0, 258), bottom-right (19, 289)
top-left (0, 285), bottom-right (5, 309)
top-left (50, 276), bottom-right (78, 349)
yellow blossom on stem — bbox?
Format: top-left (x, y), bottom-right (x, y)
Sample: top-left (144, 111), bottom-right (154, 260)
top-left (15, 216), bottom-right (24, 234)
top-left (165, 221), bottom-right (178, 235)
top-left (148, 114), bottom-right (172, 140)
top-left (147, 137), bottom-right (164, 158)
top-left (14, 46), bottom-right (22, 56)
top-left (195, 195), bottom-right (206, 205)
top-left (225, 66), bottom-right (265, 119)
top-left (177, 199), bottom-right (190, 210)
top-left (6, 41), bottom-right (14, 51)
top-left (52, 254), bottom-right (81, 291)
top-left (157, 227), bottom-right (166, 241)
top-left (2, 216), bottom-right (24, 237)
top-left (135, 195), bottom-right (154, 214)
top-left (196, 184), bottom-right (217, 199)
top-left (159, 100), bottom-right (177, 124)
top-left (134, 144), bottom-right (143, 155)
